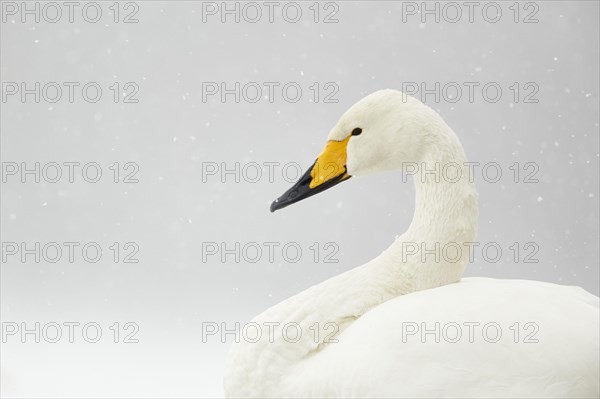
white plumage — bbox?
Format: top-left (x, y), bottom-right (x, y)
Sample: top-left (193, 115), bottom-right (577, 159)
top-left (224, 90), bottom-right (600, 398)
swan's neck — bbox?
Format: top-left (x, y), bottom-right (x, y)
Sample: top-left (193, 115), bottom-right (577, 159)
top-left (378, 131), bottom-right (478, 293)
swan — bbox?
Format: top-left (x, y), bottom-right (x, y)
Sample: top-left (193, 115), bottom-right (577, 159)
top-left (223, 89), bottom-right (599, 398)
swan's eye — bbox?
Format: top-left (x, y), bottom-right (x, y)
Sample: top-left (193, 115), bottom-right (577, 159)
top-left (351, 128), bottom-right (362, 136)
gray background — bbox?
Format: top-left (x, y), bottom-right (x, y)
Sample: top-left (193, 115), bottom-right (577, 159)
top-left (1, 1), bottom-right (598, 397)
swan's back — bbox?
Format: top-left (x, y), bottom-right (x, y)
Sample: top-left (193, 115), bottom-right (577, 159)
top-left (284, 277), bottom-right (599, 398)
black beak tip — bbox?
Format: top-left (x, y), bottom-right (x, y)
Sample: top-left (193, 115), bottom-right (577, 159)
top-left (270, 200), bottom-right (279, 213)
top-left (268, 161), bottom-right (350, 214)
top-left (270, 195), bottom-right (294, 212)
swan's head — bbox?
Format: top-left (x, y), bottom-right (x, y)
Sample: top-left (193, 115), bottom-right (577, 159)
top-left (270, 89), bottom-right (441, 212)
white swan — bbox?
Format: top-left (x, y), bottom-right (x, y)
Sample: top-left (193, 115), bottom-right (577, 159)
top-left (223, 90), bottom-right (599, 398)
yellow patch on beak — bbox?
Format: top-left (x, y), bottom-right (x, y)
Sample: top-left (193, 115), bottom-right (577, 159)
top-left (309, 136), bottom-right (351, 189)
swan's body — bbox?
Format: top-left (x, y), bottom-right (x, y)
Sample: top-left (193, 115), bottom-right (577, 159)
top-left (224, 90), bottom-right (600, 398)
top-left (273, 278), bottom-right (598, 398)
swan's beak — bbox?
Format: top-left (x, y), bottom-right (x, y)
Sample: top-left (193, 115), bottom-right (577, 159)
top-left (270, 136), bottom-right (351, 212)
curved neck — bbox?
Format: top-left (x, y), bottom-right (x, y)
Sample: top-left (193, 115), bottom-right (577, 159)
top-left (378, 130), bottom-right (478, 292)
